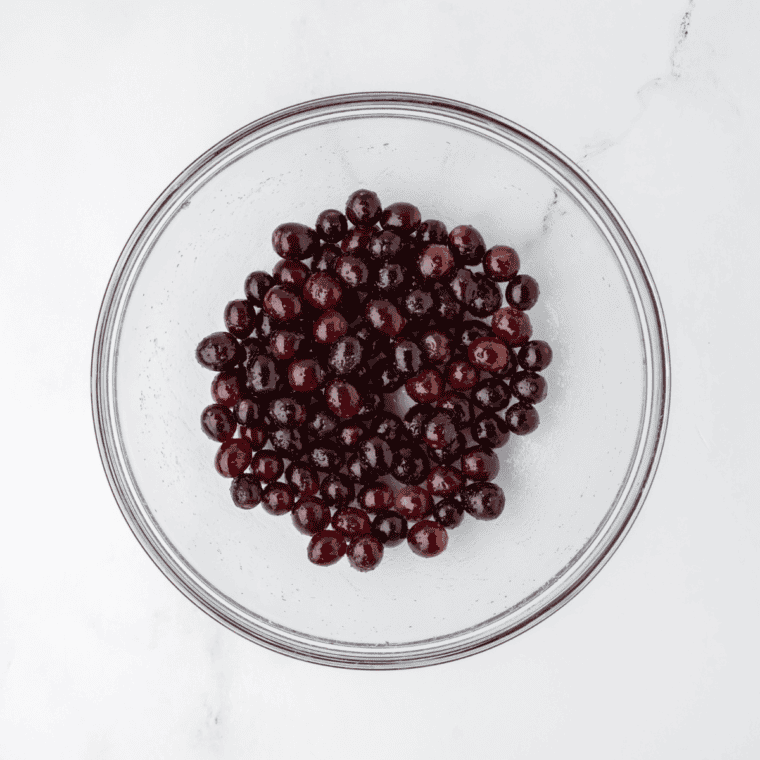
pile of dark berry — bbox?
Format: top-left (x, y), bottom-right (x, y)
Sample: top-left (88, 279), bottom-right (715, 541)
top-left (195, 190), bottom-right (552, 572)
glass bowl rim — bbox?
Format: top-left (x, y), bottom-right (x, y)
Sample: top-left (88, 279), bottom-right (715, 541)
top-left (91, 91), bottom-right (671, 670)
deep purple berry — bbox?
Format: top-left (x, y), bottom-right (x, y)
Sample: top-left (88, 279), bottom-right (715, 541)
top-left (472, 413), bottom-right (510, 449)
top-left (427, 432), bottom-right (466, 466)
top-left (358, 436), bottom-right (393, 474)
top-left (468, 274), bottom-right (503, 317)
top-left (405, 368), bottom-right (444, 404)
top-left (394, 485), bottom-right (433, 520)
top-left (268, 330), bottom-right (304, 362)
top-left (268, 396), bottom-right (307, 428)
top-left (315, 209), bottom-right (348, 243)
top-left (325, 379), bottom-right (363, 419)
top-left (260, 482), bottom-right (295, 515)
top-left (431, 496), bottom-right (464, 529)
top-left (196, 332), bottom-right (242, 372)
top-left (215, 438), bottom-right (253, 478)
top-left (320, 473), bottom-right (354, 509)
top-left (292, 497), bottom-right (331, 535)
top-left (447, 360), bottom-right (478, 391)
top-left (306, 408), bottom-right (339, 440)
top-left (251, 450), bottom-right (284, 482)
top-left (233, 398), bottom-right (264, 427)
top-left (402, 288), bottom-right (434, 321)
top-left (393, 339), bottom-right (424, 378)
top-left (448, 268), bottom-right (478, 305)
top-left (372, 412), bottom-right (405, 444)
top-left (374, 261), bottom-right (408, 295)
top-left (492, 307), bottom-right (533, 347)
top-left (511, 371), bottom-right (548, 404)
top-left (309, 443), bottom-right (344, 472)
top-left (337, 421), bottom-right (365, 450)
top-left (335, 254), bottom-right (370, 289)
top-left (230, 474), bottom-right (262, 510)
top-left (416, 219), bottom-right (448, 246)
top-left (458, 320), bottom-right (491, 351)
top-left (368, 230), bottom-right (403, 261)
top-left (468, 336), bottom-right (513, 374)
top-left (407, 520), bottom-right (448, 557)
top-left (246, 355), bottom-right (281, 395)
top-left (377, 359), bottom-right (406, 392)
top-left (244, 271), bottom-right (274, 306)
top-left (461, 446), bottom-right (500, 482)
top-left (391, 444), bottom-right (430, 485)
top-left (347, 534), bottom-right (384, 571)
top-left (427, 465), bottom-right (463, 497)
top-left (371, 511), bottom-right (408, 547)
top-left (517, 340), bottom-right (553, 372)
top-left (269, 427), bottom-right (305, 457)
top-left (211, 371), bottom-right (244, 407)
top-left (356, 392), bottom-right (382, 421)
top-left (448, 225), bottom-right (486, 265)
top-left (423, 411), bottom-right (457, 449)
top-left (263, 285), bottom-right (303, 322)
top-left (288, 358), bottom-right (324, 393)
top-left (340, 227), bottom-right (377, 255)
top-left (365, 299), bottom-right (406, 337)
top-left (346, 189), bottom-right (382, 227)
top-left (462, 483), bottom-right (505, 520)
top-left (421, 330), bottom-right (452, 364)
top-left (224, 299), bottom-right (254, 339)
top-left (432, 284), bottom-right (463, 322)
top-left (252, 310), bottom-right (276, 342)
top-left (241, 336), bottom-right (264, 364)
top-left (472, 378), bottom-right (511, 412)
top-left (312, 244), bottom-right (341, 273)
top-left (358, 482), bottom-right (395, 513)
top-left (418, 244), bottom-right (455, 280)
top-left (286, 462), bottom-right (320, 497)
top-left (484, 246), bottom-right (520, 281)
top-left (346, 453), bottom-right (378, 484)
top-left (274, 259), bottom-right (310, 292)
top-left (201, 404), bottom-right (237, 441)
top-left (313, 310), bottom-right (349, 344)
top-left (403, 404), bottom-right (434, 440)
top-left (240, 425), bottom-right (268, 450)
top-left (327, 336), bottom-right (363, 375)
top-left (436, 392), bottom-right (473, 427)
top-left (307, 530), bottom-right (347, 566)
top-left (506, 274), bottom-right (540, 310)
top-left (303, 272), bottom-right (343, 310)
top-left (272, 222), bottom-right (321, 260)
top-left (381, 202), bottom-right (421, 235)
top-left (505, 402), bottom-right (540, 435)
top-left (332, 506), bottom-right (372, 538)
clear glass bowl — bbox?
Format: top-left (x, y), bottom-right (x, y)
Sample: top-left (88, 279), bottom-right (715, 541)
top-left (91, 92), bottom-right (670, 669)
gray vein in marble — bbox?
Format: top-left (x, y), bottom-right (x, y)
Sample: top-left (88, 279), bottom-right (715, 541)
top-left (639, 0), bottom-right (740, 117)
top-left (541, 189), bottom-right (560, 234)
top-left (579, 0), bottom-right (698, 166)
top-left (633, 0), bottom-right (695, 105)
top-left (672, 0), bottom-right (695, 76)
top-left (195, 629), bottom-right (227, 749)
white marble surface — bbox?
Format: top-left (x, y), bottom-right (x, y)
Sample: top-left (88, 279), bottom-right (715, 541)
top-left (2, 0), bottom-right (760, 757)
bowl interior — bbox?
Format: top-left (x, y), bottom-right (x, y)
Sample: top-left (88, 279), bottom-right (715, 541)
top-left (101, 98), bottom-right (662, 666)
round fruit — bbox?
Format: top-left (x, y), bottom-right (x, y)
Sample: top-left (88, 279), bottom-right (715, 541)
top-left (407, 520), bottom-right (448, 557)
top-left (307, 531), bottom-right (347, 566)
top-left (462, 483), bottom-right (506, 520)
